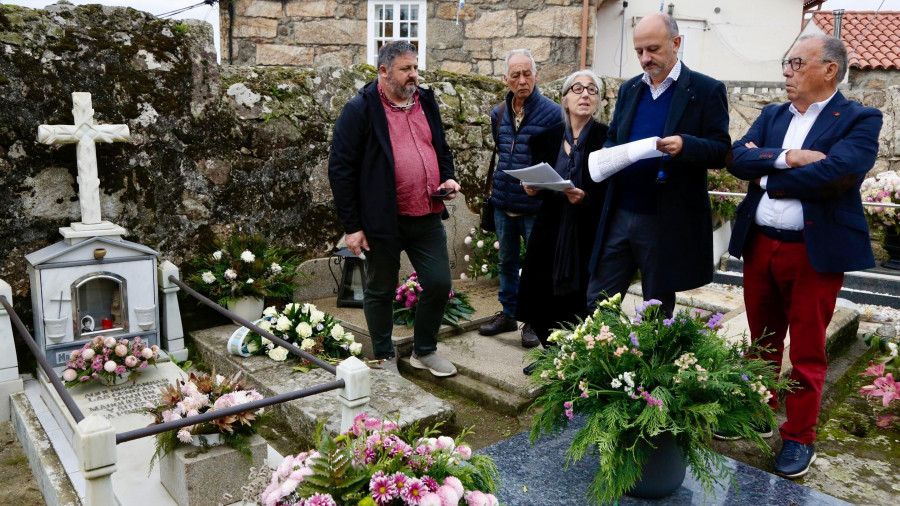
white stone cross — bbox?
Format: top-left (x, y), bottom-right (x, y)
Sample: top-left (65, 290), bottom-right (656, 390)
top-left (37, 92), bottom-right (130, 226)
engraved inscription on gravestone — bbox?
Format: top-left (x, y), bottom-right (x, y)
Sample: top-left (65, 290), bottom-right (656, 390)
top-left (83, 378), bottom-right (169, 419)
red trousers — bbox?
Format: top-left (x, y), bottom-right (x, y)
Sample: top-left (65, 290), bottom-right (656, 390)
top-left (743, 231), bottom-right (843, 445)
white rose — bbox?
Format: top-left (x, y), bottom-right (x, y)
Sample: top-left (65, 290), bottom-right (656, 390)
top-left (284, 303), bottom-right (299, 313)
top-left (477, 240), bottom-right (484, 248)
top-left (62, 369), bottom-right (78, 382)
top-left (212, 250), bottom-right (223, 260)
top-left (263, 305), bottom-right (278, 317)
top-left (240, 250), bottom-right (256, 263)
top-left (330, 324), bottom-right (345, 340)
top-left (302, 303), bottom-right (315, 313)
top-left (224, 269), bottom-right (237, 280)
top-left (349, 342), bottom-right (362, 355)
top-left (268, 347), bottom-right (289, 361)
top-left (310, 310), bottom-right (325, 325)
top-left (300, 338), bottom-right (316, 351)
top-left (258, 320), bottom-right (272, 332)
top-left (104, 337), bottom-right (117, 348)
top-left (464, 236), bottom-right (472, 246)
top-left (82, 348), bottom-right (95, 360)
top-left (275, 316), bottom-right (292, 331)
top-left (261, 337), bottom-right (272, 347)
top-left (141, 347), bottom-right (153, 359)
top-left (201, 271), bottom-right (216, 284)
top-left (343, 332), bottom-right (355, 342)
top-left (296, 322), bottom-right (313, 338)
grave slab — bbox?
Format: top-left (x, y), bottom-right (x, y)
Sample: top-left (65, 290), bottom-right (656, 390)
top-left (477, 416), bottom-right (851, 505)
top-left (189, 324), bottom-right (455, 449)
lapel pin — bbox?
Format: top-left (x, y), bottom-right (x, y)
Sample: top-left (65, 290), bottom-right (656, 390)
top-left (833, 111), bottom-right (840, 116)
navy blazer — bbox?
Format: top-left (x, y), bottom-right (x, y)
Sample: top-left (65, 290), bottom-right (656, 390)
top-left (727, 91), bottom-right (882, 273)
top-left (589, 64), bottom-right (731, 293)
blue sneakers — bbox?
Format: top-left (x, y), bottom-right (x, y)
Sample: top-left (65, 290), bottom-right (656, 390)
top-left (774, 440), bottom-right (816, 479)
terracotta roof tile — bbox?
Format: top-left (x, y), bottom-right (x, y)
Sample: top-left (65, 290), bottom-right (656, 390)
top-left (811, 11), bottom-right (900, 69)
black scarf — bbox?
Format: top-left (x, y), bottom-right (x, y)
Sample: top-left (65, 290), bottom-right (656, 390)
top-left (552, 118), bottom-right (593, 295)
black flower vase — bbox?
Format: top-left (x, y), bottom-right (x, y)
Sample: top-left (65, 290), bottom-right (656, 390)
top-left (882, 228), bottom-right (900, 270)
top-left (626, 432), bottom-right (687, 499)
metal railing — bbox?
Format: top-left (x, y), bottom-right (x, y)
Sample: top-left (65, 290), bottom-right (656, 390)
top-left (0, 294), bottom-right (85, 423)
top-left (708, 190), bottom-right (900, 208)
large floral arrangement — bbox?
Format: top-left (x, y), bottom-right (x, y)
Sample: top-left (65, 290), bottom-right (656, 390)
top-left (708, 169), bottom-right (747, 222)
top-left (391, 272), bottom-right (474, 329)
top-left (460, 228), bottom-right (524, 281)
top-left (256, 414), bottom-right (499, 506)
top-left (61, 335), bottom-right (158, 388)
top-left (859, 330), bottom-right (900, 430)
top-left (528, 294), bottom-right (784, 504)
top-left (187, 233), bottom-right (302, 306)
top-left (142, 371), bottom-right (267, 468)
top-left (246, 302), bottom-right (363, 371)
top-left (860, 170), bottom-right (900, 236)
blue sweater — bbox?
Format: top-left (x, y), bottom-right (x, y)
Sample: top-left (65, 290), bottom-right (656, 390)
top-left (489, 88), bottom-right (563, 214)
top-left (616, 85), bottom-right (673, 214)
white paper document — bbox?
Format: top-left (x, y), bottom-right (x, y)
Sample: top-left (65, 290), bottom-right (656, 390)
top-left (587, 136), bottom-right (664, 183)
top-left (503, 162), bottom-right (575, 191)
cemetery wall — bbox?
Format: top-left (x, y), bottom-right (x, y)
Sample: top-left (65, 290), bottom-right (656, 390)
top-left (0, 3), bottom-right (898, 325)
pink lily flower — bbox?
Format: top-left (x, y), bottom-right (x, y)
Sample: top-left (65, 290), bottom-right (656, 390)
top-left (860, 373), bottom-right (900, 407)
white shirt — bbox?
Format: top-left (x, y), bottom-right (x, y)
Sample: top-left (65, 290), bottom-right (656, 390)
top-left (756, 91), bottom-right (837, 230)
top-left (642, 60), bottom-right (682, 100)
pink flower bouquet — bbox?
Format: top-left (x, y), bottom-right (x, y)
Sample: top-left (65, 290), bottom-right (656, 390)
top-left (258, 414), bottom-right (499, 506)
top-left (61, 335), bottom-right (158, 388)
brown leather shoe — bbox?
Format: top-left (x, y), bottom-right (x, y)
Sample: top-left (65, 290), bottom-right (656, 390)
top-left (478, 311), bottom-right (517, 336)
top-left (521, 324), bottom-right (540, 348)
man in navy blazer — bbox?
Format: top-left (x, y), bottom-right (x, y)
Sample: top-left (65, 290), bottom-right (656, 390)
top-left (725, 34), bottom-right (882, 479)
top-left (586, 13), bottom-right (730, 316)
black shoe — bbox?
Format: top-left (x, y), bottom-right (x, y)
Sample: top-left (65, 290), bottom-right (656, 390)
top-left (712, 421), bottom-right (774, 441)
top-left (479, 311), bottom-right (517, 336)
top-left (523, 361), bottom-right (539, 376)
top-left (521, 324), bottom-right (540, 348)
top-left (774, 440), bottom-right (816, 479)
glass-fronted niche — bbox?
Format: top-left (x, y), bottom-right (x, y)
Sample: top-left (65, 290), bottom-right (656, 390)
top-left (73, 272), bottom-right (128, 339)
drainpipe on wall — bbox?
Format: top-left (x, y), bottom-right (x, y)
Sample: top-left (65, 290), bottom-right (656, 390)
top-left (833, 9), bottom-right (844, 39)
top-left (228, 1), bottom-right (235, 64)
top-left (580, 0), bottom-right (590, 69)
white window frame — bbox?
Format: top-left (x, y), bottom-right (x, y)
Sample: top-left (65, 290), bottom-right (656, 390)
top-left (367, 1), bottom-right (428, 70)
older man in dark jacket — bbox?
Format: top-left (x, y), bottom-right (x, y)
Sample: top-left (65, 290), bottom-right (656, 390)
top-left (479, 49), bottom-right (563, 347)
top-left (328, 41), bottom-right (460, 377)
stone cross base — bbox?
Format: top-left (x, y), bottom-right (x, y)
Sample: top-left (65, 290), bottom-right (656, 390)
top-left (160, 434), bottom-right (267, 506)
top-left (60, 221), bottom-right (128, 243)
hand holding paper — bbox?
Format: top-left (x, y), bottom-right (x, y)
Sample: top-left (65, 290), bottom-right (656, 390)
top-left (503, 162), bottom-right (576, 191)
top-left (587, 136), bottom-right (665, 182)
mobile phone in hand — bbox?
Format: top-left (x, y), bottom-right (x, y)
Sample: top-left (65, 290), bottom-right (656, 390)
top-left (430, 188), bottom-right (456, 200)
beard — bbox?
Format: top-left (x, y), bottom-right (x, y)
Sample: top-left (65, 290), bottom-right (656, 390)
top-left (386, 76), bottom-right (417, 100)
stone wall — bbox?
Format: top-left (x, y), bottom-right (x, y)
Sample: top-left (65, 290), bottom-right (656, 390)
top-left (220, 0), bottom-right (594, 81)
top-left (1, 3), bottom-right (898, 326)
top-left (850, 68), bottom-right (900, 91)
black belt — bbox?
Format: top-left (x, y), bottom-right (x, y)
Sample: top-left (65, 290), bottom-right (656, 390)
top-left (754, 224), bottom-right (804, 243)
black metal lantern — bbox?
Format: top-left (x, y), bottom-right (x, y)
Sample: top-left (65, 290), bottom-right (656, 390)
top-left (329, 247), bottom-right (367, 308)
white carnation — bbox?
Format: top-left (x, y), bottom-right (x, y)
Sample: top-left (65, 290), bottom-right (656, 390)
top-left (296, 322), bottom-right (313, 338)
top-left (246, 278), bottom-right (254, 284)
top-left (240, 250), bottom-right (256, 263)
top-left (464, 236), bottom-right (472, 246)
top-left (268, 347), bottom-right (289, 361)
top-left (224, 269), bottom-right (237, 280)
top-left (212, 250), bottom-right (223, 260)
top-left (201, 271), bottom-right (216, 284)
top-left (270, 262), bottom-right (282, 274)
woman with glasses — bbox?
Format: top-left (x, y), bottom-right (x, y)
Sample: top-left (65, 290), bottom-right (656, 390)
top-left (516, 70), bottom-right (609, 375)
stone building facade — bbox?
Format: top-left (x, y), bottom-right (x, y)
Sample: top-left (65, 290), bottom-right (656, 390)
top-left (219, 0), bottom-right (595, 81)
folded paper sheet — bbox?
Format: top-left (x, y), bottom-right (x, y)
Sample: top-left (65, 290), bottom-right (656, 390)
top-left (503, 162), bottom-right (575, 191)
top-left (588, 136), bottom-right (664, 182)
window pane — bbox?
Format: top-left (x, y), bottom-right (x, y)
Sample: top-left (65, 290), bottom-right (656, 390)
top-left (401, 5), bottom-right (408, 20)
top-left (410, 5), bottom-right (418, 20)
top-left (410, 23), bottom-right (418, 38)
top-left (385, 22), bottom-right (393, 38)
top-left (385, 6), bottom-right (393, 20)
top-left (376, 5), bottom-right (385, 21)
top-left (400, 22), bottom-right (408, 38)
